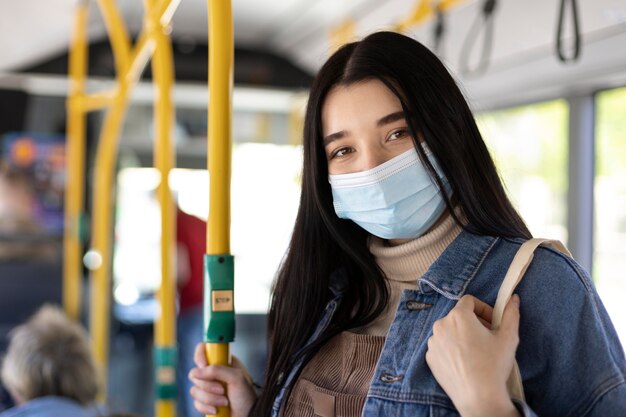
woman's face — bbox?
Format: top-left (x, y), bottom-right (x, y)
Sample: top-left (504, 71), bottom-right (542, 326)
top-left (321, 79), bottom-right (415, 175)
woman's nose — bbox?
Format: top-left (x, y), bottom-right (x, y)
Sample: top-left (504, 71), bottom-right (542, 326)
top-left (359, 148), bottom-right (388, 171)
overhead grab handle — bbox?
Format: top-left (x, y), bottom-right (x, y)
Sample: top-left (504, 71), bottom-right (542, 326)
top-left (432, 4), bottom-right (446, 56)
top-left (458, 0), bottom-right (498, 78)
top-left (556, 0), bottom-right (582, 63)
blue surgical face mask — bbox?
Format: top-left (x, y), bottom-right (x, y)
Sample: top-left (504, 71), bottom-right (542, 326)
top-left (328, 147), bottom-right (451, 240)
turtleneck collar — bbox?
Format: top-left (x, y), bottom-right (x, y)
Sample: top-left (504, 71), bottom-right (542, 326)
top-left (368, 210), bottom-right (463, 282)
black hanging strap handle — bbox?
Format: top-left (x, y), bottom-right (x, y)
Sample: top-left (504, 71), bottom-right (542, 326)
top-left (556, 0), bottom-right (581, 63)
top-left (459, 0), bottom-right (498, 77)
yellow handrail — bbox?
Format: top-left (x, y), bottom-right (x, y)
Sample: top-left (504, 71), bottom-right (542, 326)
top-left (96, 0), bottom-right (132, 74)
top-left (148, 0), bottom-right (178, 415)
top-left (207, 1), bottom-right (233, 255)
top-left (206, 1), bottom-right (234, 416)
top-left (126, 32), bottom-right (157, 85)
top-left (64, 0), bottom-right (89, 321)
top-left (65, 0), bottom-right (181, 407)
top-left (89, 78), bottom-right (131, 400)
top-left (78, 92), bottom-right (116, 112)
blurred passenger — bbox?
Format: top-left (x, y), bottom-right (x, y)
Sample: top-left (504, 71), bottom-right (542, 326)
top-left (175, 207), bottom-right (206, 417)
top-left (0, 305), bottom-right (100, 417)
top-left (0, 164), bottom-right (35, 222)
top-left (0, 167), bottom-right (56, 261)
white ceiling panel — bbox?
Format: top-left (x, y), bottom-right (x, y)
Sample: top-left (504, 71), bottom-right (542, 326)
top-left (1, 0), bottom-right (625, 108)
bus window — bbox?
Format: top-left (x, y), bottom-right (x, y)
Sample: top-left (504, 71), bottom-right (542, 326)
top-left (476, 100), bottom-right (569, 243)
top-left (595, 86), bottom-right (626, 345)
top-left (113, 143), bottom-right (302, 316)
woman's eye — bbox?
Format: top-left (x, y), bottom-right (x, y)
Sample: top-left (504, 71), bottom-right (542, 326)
top-left (331, 147), bottom-right (352, 159)
top-left (389, 129), bottom-right (409, 141)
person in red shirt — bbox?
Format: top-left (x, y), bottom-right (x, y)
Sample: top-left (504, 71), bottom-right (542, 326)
top-left (175, 207), bottom-right (206, 417)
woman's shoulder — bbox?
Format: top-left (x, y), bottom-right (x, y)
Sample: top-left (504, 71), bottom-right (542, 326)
top-left (497, 236), bottom-right (594, 293)
top-left (494, 238), bottom-right (626, 417)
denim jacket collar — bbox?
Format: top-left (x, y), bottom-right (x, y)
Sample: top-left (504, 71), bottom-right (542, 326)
top-left (418, 230), bottom-right (498, 299)
top-left (327, 230), bottom-right (499, 301)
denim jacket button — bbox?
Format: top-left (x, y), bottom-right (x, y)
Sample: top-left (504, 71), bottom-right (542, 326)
top-left (406, 300), bottom-right (432, 311)
top-left (380, 373), bottom-right (403, 383)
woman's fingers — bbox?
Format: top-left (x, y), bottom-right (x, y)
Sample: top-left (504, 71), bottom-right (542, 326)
top-left (193, 399), bottom-right (217, 416)
top-left (457, 294), bottom-right (493, 324)
top-left (192, 395), bottom-right (228, 415)
top-left (190, 363), bottom-right (243, 385)
top-left (188, 375), bottom-right (225, 394)
top-left (189, 348), bottom-right (257, 417)
top-left (477, 316), bottom-right (492, 329)
top-left (500, 294), bottom-right (521, 345)
top-left (190, 386), bottom-right (229, 406)
top-left (194, 342), bottom-right (208, 367)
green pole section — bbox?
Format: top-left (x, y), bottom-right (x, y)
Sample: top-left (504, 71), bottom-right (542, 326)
top-left (204, 254), bottom-right (235, 343)
top-left (154, 346), bottom-right (177, 400)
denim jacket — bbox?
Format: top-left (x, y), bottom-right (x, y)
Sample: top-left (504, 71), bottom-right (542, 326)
top-left (271, 231), bottom-right (626, 417)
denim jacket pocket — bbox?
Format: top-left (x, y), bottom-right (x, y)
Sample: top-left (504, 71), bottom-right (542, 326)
top-left (362, 392), bottom-right (460, 417)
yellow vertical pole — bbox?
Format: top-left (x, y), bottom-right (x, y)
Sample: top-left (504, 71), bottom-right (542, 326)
top-left (89, 83), bottom-right (130, 399)
top-left (64, 0), bottom-right (89, 321)
top-left (96, 0), bottom-right (131, 75)
top-left (205, 0), bottom-right (234, 417)
top-left (67, 0), bottom-right (181, 404)
top-left (89, 0), bottom-right (133, 397)
top-left (149, 0), bottom-right (178, 415)
top-left (207, 0), bottom-right (233, 276)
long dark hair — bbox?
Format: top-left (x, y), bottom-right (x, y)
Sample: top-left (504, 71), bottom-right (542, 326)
top-left (250, 31), bottom-right (531, 416)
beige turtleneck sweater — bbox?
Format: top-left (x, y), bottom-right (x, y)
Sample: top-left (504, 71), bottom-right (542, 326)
top-left (281, 212), bottom-right (463, 417)
top-left (355, 211), bottom-right (462, 336)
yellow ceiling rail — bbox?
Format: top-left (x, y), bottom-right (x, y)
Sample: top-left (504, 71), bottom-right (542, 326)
top-left (328, 0), bottom-right (469, 51)
top-left (66, 1), bottom-right (181, 413)
top-left (394, 0), bottom-right (468, 32)
top-left (329, 19), bottom-right (356, 52)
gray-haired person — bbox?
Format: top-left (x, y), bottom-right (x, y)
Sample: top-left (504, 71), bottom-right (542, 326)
top-left (0, 305), bottom-right (101, 417)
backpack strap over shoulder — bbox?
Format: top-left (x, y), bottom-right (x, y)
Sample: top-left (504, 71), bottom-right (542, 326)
top-left (492, 238), bottom-right (571, 402)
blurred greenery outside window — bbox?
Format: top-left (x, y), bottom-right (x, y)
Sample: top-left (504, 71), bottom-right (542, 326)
top-left (594, 86), bottom-right (626, 345)
top-left (476, 100), bottom-right (568, 243)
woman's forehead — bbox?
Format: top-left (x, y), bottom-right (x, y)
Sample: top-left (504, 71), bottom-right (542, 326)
top-left (321, 80), bottom-right (404, 135)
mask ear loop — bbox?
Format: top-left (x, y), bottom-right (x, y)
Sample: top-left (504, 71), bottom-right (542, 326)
top-left (412, 129), bottom-right (456, 223)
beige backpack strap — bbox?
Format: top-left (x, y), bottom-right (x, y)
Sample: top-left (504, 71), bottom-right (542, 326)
top-left (492, 238), bottom-right (571, 402)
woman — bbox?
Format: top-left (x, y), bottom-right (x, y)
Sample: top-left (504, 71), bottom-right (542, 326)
top-left (189, 31), bottom-right (626, 416)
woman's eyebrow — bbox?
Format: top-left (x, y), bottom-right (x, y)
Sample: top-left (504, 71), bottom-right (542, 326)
top-left (323, 131), bottom-right (345, 147)
top-left (323, 111), bottom-right (406, 147)
top-left (376, 111), bottom-right (405, 127)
